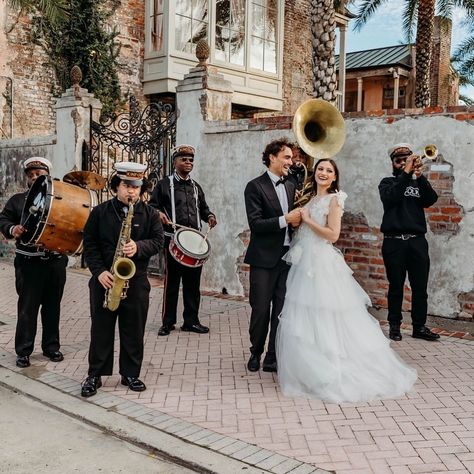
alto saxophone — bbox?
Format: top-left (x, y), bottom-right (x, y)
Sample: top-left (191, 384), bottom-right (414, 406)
top-left (103, 199), bottom-right (137, 311)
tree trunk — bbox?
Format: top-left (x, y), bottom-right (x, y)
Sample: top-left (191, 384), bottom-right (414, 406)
top-left (414, 0), bottom-right (435, 108)
top-left (311, 0), bottom-right (337, 103)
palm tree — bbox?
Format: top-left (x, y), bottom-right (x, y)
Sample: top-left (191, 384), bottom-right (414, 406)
top-left (311, 0), bottom-right (338, 102)
top-left (452, 27), bottom-right (474, 98)
top-left (7, 0), bottom-right (68, 24)
top-left (355, 0), bottom-right (474, 108)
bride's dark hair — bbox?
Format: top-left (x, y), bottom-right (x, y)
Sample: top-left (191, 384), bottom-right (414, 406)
top-left (311, 159), bottom-right (340, 195)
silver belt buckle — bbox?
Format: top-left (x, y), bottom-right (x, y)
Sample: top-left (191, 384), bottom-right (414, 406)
top-left (401, 234), bottom-right (411, 240)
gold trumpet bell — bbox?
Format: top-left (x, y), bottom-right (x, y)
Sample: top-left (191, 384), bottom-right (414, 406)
top-left (293, 99), bottom-right (346, 161)
top-left (423, 144), bottom-right (438, 160)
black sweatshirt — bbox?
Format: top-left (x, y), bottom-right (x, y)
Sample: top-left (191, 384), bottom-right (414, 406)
top-left (378, 172), bottom-right (438, 235)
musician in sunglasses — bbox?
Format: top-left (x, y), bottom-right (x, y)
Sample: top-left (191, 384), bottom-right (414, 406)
top-left (379, 143), bottom-right (439, 342)
top-left (149, 144), bottom-right (217, 337)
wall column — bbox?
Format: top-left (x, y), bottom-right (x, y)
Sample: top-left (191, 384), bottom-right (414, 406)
top-left (393, 69), bottom-right (400, 109)
top-left (357, 77), bottom-right (363, 111)
top-left (52, 67), bottom-right (102, 178)
top-left (338, 25), bottom-right (347, 112)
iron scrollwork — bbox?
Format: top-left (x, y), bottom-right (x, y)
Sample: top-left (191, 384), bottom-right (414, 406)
top-left (88, 96), bottom-right (177, 201)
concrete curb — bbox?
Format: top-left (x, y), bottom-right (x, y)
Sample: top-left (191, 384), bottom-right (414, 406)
top-left (0, 361), bottom-right (330, 474)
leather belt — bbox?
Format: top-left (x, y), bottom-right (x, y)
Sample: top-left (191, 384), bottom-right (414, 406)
top-left (384, 234), bottom-right (421, 241)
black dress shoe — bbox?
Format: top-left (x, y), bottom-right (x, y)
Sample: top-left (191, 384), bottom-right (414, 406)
top-left (158, 324), bottom-right (175, 336)
top-left (412, 326), bottom-right (440, 341)
top-left (247, 354), bottom-right (260, 372)
top-left (262, 354), bottom-right (277, 373)
top-left (16, 355), bottom-right (30, 368)
top-left (181, 323), bottom-right (209, 334)
top-left (81, 376), bottom-right (102, 397)
top-left (389, 325), bottom-right (402, 341)
top-left (43, 350), bottom-right (64, 362)
top-left (121, 376), bottom-right (146, 392)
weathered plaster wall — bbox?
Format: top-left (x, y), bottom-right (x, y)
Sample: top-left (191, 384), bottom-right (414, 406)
top-left (180, 107), bottom-right (474, 320)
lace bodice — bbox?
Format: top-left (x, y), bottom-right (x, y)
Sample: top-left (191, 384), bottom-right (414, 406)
top-left (296, 191), bottom-right (347, 242)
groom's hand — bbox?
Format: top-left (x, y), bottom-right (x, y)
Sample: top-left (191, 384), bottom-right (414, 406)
top-left (285, 209), bottom-right (302, 227)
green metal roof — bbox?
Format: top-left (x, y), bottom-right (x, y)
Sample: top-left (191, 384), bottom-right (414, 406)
top-left (336, 44), bottom-right (413, 71)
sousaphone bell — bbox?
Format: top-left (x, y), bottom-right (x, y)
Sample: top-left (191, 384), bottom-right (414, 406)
top-left (292, 99), bottom-right (346, 206)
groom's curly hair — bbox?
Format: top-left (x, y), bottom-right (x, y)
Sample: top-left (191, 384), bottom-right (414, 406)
top-left (261, 137), bottom-right (292, 167)
top-left (311, 159), bottom-right (340, 195)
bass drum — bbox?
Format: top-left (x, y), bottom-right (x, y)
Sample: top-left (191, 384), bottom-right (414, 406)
top-left (21, 175), bottom-right (97, 255)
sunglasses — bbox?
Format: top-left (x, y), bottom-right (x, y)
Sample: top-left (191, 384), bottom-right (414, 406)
top-left (179, 157), bottom-right (194, 163)
top-left (393, 157), bottom-right (408, 165)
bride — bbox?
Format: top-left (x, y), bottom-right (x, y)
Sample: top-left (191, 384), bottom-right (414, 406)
top-left (276, 158), bottom-right (417, 403)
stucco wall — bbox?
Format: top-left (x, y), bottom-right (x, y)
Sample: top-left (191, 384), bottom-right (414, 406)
top-left (180, 105), bottom-right (474, 320)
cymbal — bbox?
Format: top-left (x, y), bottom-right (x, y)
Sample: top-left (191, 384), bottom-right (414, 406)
top-left (63, 171), bottom-right (106, 190)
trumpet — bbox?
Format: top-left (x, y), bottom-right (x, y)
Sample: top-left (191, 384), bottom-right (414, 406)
top-left (409, 145), bottom-right (438, 179)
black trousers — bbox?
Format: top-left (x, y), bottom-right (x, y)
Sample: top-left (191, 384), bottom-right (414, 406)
top-left (162, 246), bottom-right (203, 327)
top-left (382, 236), bottom-right (430, 329)
top-left (14, 256), bottom-right (67, 357)
top-left (248, 257), bottom-right (290, 359)
top-left (87, 275), bottom-right (150, 377)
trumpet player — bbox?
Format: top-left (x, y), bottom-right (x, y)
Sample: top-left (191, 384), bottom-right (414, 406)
top-left (379, 143), bottom-right (440, 342)
top-left (81, 162), bottom-right (163, 397)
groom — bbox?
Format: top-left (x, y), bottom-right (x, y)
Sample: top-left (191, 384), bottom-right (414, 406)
top-left (244, 138), bottom-right (301, 372)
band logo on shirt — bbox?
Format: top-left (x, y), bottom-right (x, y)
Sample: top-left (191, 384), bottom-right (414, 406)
top-left (404, 186), bottom-right (420, 198)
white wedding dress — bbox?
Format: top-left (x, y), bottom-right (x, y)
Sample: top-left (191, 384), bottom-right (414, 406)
top-left (276, 192), bottom-right (417, 403)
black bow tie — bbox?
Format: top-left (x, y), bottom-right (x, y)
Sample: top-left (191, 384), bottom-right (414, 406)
top-left (275, 178), bottom-right (286, 186)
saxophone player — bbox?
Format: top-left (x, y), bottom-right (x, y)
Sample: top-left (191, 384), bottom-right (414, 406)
top-left (81, 162), bottom-right (163, 397)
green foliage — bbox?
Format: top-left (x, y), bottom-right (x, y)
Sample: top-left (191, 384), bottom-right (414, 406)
top-left (31, 0), bottom-right (123, 119)
top-left (8, 0), bottom-right (69, 24)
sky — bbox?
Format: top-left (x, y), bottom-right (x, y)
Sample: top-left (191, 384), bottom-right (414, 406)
top-left (338, 0), bottom-right (473, 100)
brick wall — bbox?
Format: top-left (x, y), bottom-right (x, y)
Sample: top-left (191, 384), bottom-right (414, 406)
top-left (282, 0), bottom-right (313, 114)
top-left (3, 12), bottom-right (57, 136)
top-left (1, 2), bottom-right (146, 138)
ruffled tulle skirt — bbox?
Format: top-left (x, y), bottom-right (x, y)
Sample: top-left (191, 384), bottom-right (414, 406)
top-left (276, 237), bottom-right (417, 403)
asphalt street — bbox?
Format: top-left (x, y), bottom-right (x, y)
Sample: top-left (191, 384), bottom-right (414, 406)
top-left (0, 385), bottom-right (196, 474)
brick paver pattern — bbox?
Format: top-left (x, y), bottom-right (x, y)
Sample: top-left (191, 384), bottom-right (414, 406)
top-left (0, 262), bottom-right (473, 474)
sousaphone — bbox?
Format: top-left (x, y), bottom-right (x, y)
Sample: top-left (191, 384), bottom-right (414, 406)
top-left (292, 99), bottom-right (346, 206)
top-left (293, 98), bottom-right (346, 160)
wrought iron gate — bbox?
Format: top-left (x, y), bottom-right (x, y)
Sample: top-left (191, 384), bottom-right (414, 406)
top-left (85, 96), bottom-right (176, 201)
top-left (85, 96), bottom-right (177, 274)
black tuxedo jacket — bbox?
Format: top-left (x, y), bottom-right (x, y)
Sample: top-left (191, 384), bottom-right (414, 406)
top-left (244, 173), bottom-right (296, 268)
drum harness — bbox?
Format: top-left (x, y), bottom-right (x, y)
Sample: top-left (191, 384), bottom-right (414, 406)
top-left (167, 174), bottom-right (201, 237)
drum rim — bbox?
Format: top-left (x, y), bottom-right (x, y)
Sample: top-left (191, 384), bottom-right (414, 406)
top-left (174, 227), bottom-right (210, 258)
top-left (21, 174), bottom-right (53, 246)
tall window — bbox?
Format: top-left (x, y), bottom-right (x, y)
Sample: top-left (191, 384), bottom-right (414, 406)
top-left (215, 0), bottom-right (245, 66)
top-left (175, 0), bottom-right (209, 54)
top-left (250, 0), bottom-right (277, 73)
top-left (151, 0), bottom-right (165, 51)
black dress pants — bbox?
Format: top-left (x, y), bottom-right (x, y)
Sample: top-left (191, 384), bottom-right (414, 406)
top-left (162, 245), bottom-right (202, 327)
top-left (88, 275), bottom-right (150, 377)
top-left (14, 256), bottom-right (67, 357)
top-left (382, 236), bottom-right (430, 329)
top-left (248, 257), bottom-right (290, 359)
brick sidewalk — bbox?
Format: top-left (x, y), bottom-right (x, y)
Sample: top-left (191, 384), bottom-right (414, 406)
top-left (0, 261), bottom-right (473, 474)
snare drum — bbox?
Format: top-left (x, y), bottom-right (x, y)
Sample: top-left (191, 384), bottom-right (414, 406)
top-left (21, 175), bottom-right (97, 255)
top-left (169, 228), bottom-right (211, 268)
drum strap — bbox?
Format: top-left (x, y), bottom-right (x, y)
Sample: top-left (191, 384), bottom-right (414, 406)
top-left (168, 175), bottom-right (201, 231)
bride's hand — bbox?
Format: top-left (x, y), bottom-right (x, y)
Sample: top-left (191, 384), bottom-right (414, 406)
top-left (300, 207), bottom-right (310, 222)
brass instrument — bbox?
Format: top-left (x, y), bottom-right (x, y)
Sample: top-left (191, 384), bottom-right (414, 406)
top-left (422, 144), bottom-right (438, 160)
top-left (103, 199), bottom-right (137, 311)
top-left (292, 99), bottom-right (346, 206)
top-left (410, 144), bottom-right (438, 179)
